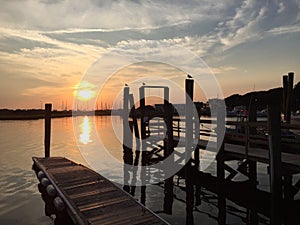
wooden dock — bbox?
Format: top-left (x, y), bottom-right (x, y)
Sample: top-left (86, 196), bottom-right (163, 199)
top-left (34, 72), bottom-right (299, 225)
top-left (32, 157), bottom-right (168, 225)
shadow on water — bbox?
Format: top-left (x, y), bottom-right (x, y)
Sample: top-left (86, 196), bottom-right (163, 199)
top-left (122, 148), bottom-right (271, 225)
top-left (120, 135), bottom-right (300, 225)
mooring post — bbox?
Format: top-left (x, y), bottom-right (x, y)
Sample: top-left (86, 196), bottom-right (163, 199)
top-left (44, 103), bottom-right (52, 158)
top-left (163, 103), bottom-right (174, 214)
top-left (247, 100), bottom-right (258, 224)
top-left (139, 86), bottom-right (147, 167)
top-left (247, 161), bottom-right (258, 224)
top-left (123, 87), bottom-right (133, 192)
top-left (185, 78), bottom-right (194, 225)
top-left (286, 72), bottom-right (294, 124)
top-left (194, 102), bottom-right (201, 206)
top-left (268, 102), bottom-right (283, 225)
top-left (216, 106), bottom-right (226, 225)
top-left (282, 75), bottom-right (288, 121)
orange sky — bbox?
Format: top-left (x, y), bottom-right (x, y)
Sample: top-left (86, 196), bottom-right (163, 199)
top-left (0, 1), bottom-right (299, 110)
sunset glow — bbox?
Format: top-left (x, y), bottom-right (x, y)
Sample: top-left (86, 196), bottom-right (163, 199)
top-left (76, 90), bottom-right (95, 101)
top-left (0, 1), bottom-right (299, 109)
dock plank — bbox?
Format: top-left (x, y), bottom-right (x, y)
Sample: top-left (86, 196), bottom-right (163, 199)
top-left (33, 157), bottom-right (168, 225)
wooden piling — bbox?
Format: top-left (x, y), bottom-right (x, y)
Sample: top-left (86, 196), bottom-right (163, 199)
top-left (248, 99), bottom-right (258, 223)
top-left (185, 78), bottom-right (194, 225)
top-left (217, 157), bottom-right (226, 225)
top-left (139, 87), bottom-right (147, 168)
top-left (163, 103), bottom-right (174, 214)
top-left (123, 87), bottom-right (133, 191)
top-left (44, 103), bottom-right (52, 158)
top-left (194, 103), bottom-right (201, 206)
top-left (286, 72), bottom-right (294, 124)
top-left (282, 75), bottom-right (288, 121)
top-left (267, 102), bottom-right (283, 225)
top-left (216, 105), bottom-right (226, 225)
top-left (247, 160), bottom-right (258, 225)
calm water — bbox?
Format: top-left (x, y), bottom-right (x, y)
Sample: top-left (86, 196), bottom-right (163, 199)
top-left (0, 116), bottom-right (284, 225)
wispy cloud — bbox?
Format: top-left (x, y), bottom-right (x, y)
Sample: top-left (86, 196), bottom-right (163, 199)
top-left (268, 24), bottom-right (300, 35)
top-left (0, 0), bottom-right (300, 108)
top-left (211, 66), bottom-right (237, 75)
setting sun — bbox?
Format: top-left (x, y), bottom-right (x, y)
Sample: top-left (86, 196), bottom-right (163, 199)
top-left (76, 90), bottom-right (95, 101)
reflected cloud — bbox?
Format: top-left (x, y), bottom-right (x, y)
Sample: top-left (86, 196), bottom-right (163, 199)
top-left (79, 116), bottom-right (92, 144)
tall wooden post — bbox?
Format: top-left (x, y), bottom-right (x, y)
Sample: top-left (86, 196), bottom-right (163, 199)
top-left (282, 75), bottom-right (288, 121)
top-left (163, 103), bottom-right (174, 214)
top-left (185, 78), bottom-right (194, 225)
top-left (44, 103), bottom-right (52, 158)
top-left (123, 87), bottom-right (133, 192)
top-left (139, 86), bottom-right (147, 167)
top-left (194, 103), bottom-right (201, 206)
top-left (268, 103), bottom-right (283, 225)
top-left (216, 106), bottom-right (226, 225)
top-left (286, 72), bottom-right (294, 124)
top-left (139, 86), bottom-right (148, 205)
top-left (247, 100), bottom-right (259, 224)
top-left (185, 79), bottom-right (194, 162)
top-left (247, 160), bottom-right (258, 224)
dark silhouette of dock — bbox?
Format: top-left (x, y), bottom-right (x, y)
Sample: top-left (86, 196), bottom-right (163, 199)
top-left (32, 72), bottom-right (300, 225)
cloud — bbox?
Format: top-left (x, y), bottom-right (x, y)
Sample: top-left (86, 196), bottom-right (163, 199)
top-left (216, 1), bottom-right (268, 49)
top-left (0, 0), bottom-right (204, 31)
top-left (0, 0), bottom-right (300, 108)
top-left (211, 66), bottom-right (237, 75)
top-left (267, 24), bottom-right (300, 35)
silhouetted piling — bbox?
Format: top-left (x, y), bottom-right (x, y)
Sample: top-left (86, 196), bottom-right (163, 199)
top-left (123, 87), bottom-right (133, 192)
top-left (268, 102), bottom-right (283, 225)
top-left (44, 103), bottom-right (52, 158)
top-left (282, 75), bottom-right (288, 121)
top-left (185, 78), bottom-right (194, 225)
top-left (286, 72), bottom-right (294, 124)
top-left (163, 103), bottom-right (174, 214)
top-left (216, 107), bottom-right (226, 225)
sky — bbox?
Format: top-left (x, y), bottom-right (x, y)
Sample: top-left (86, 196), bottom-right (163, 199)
top-left (0, 0), bottom-right (300, 109)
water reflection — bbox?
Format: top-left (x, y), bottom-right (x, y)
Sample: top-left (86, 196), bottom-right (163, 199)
top-left (79, 116), bottom-right (92, 145)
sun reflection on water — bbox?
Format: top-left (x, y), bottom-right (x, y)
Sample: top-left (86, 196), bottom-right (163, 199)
top-left (79, 116), bottom-right (92, 144)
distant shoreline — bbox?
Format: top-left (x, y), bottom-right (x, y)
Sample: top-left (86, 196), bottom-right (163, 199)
top-left (0, 109), bottom-right (118, 120)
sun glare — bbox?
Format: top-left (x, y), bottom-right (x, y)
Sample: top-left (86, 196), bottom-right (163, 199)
top-left (79, 116), bottom-right (92, 144)
top-left (76, 90), bottom-right (95, 101)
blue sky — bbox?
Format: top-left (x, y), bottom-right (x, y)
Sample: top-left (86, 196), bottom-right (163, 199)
top-left (0, 0), bottom-right (299, 109)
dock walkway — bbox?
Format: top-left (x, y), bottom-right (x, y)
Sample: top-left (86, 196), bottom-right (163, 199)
top-left (33, 157), bottom-right (168, 225)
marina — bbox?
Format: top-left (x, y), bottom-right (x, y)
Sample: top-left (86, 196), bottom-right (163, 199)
top-left (30, 73), bottom-right (300, 225)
